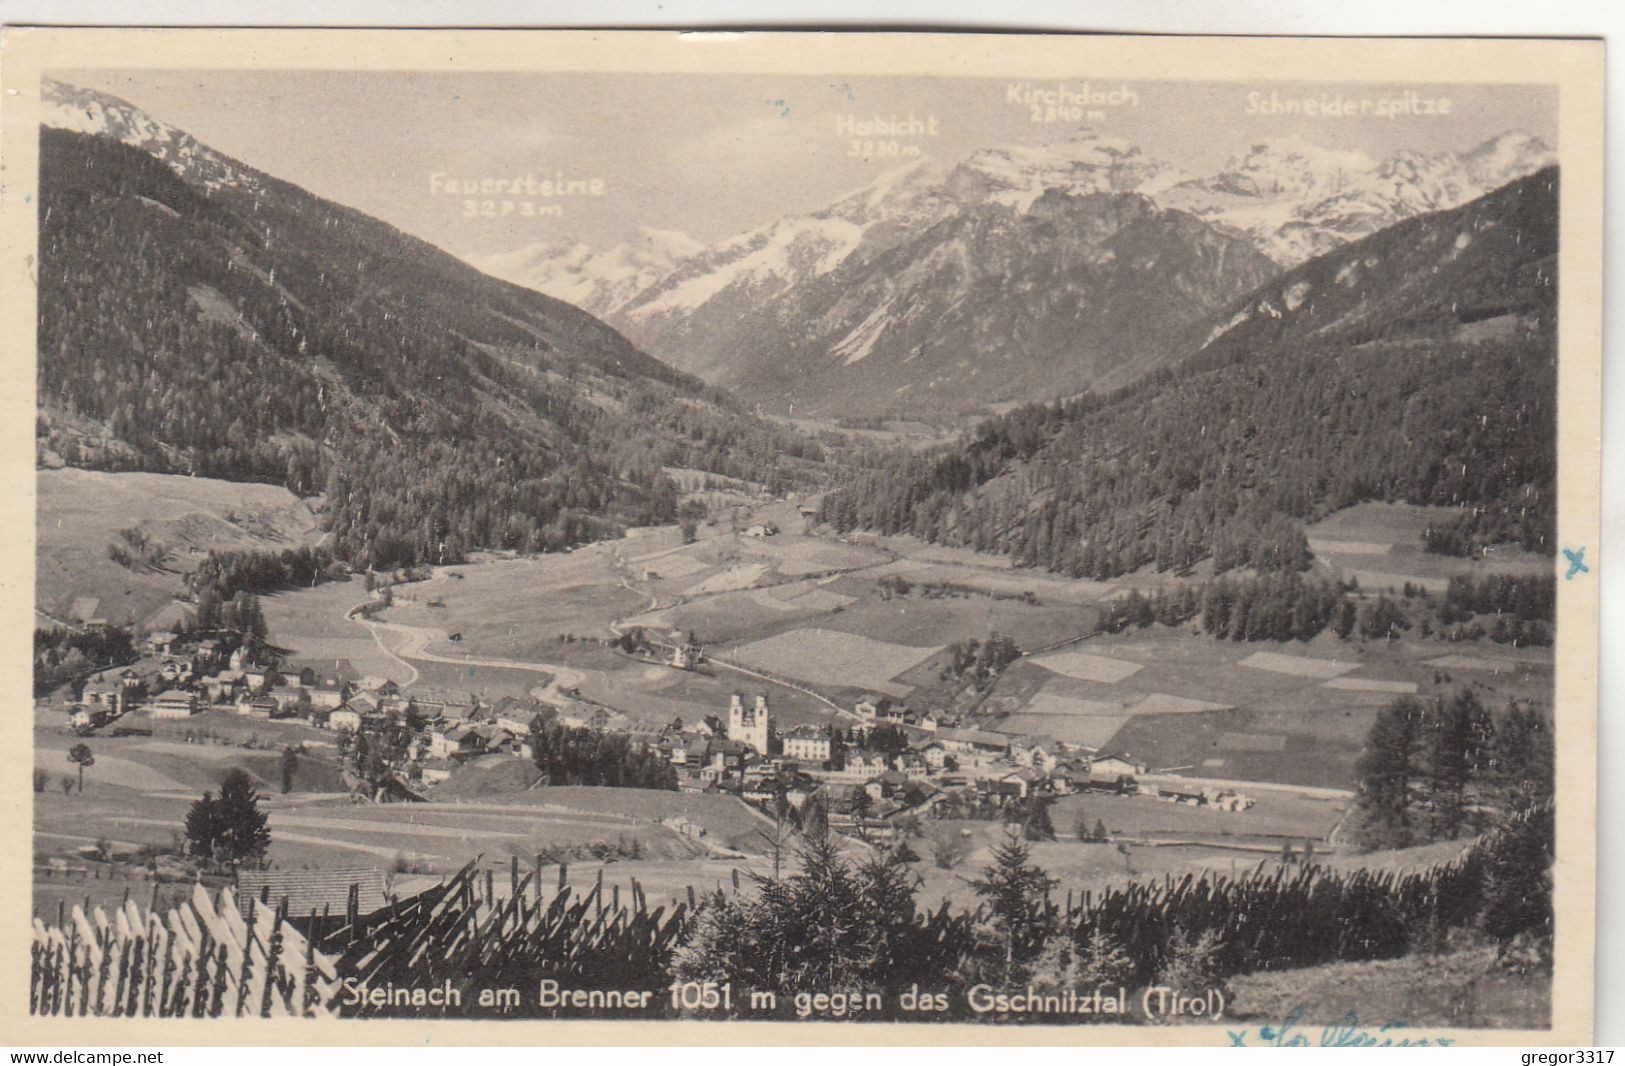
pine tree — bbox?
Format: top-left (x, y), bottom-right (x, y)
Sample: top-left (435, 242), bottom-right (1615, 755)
top-left (183, 790), bottom-right (224, 862)
top-left (1016, 793), bottom-right (1052, 841)
top-left (1479, 805), bottom-right (1554, 951)
top-left (1352, 696), bottom-right (1423, 850)
top-left (970, 827), bottom-right (1058, 980)
top-left (211, 767), bottom-right (271, 864)
top-left (1152, 926), bottom-right (1228, 1019)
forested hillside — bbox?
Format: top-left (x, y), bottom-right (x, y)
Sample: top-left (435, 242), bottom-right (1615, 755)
top-left (37, 127), bottom-right (824, 568)
top-left (820, 170), bottom-right (1558, 578)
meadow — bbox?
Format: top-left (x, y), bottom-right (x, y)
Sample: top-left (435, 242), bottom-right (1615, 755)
top-left (36, 467), bottom-right (323, 630)
top-left (1305, 501), bottom-right (1552, 591)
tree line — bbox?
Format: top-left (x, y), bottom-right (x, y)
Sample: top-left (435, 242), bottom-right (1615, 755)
top-left (188, 545), bottom-right (345, 603)
top-left (33, 625), bottom-right (136, 697)
top-left (1099, 570), bottom-right (1554, 647)
top-left (529, 721), bottom-right (677, 791)
top-left (1352, 688), bottom-right (1552, 851)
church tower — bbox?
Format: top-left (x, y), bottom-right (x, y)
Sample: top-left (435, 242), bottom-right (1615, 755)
top-left (727, 692), bottom-right (769, 754)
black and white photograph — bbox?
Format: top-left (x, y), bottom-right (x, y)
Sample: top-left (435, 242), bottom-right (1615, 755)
top-left (6, 28), bottom-right (1602, 1045)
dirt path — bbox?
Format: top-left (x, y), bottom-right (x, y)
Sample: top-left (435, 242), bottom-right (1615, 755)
top-left (346, 524), bottom-right (887, 722)
top-left (347, 576), bottom-right (588, 706)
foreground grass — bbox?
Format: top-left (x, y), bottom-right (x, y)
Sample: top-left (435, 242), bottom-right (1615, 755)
top-left (1227, 945), bottom-right (1549, 1033)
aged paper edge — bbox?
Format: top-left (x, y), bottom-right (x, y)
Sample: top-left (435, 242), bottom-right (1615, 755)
top-left (0, 27), bottom-right (1602, 1047)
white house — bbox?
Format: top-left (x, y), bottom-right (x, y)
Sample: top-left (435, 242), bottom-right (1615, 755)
top-left (782, 727), bottom-right (831, 764)
top-left (328, 707), bottom-right (362, 733)
top-left (1090, 753), bottom-right (1147, 780)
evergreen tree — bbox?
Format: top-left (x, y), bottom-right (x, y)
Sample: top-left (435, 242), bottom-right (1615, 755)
top-left (1479, 804), bottom-right (1554, 952)
top-left (1333, 598), bottom-right (1357, 639)
top-left (186, 769), bottom-right (271, 866)
top-left (183, 790), bottom-right (224, 862)
top-left (1022, 793), bottom-right (1057, 841)
top-left (1352, 696), bottom-right (1423, 850)
top-left (280, 746), bottom-right (300, 794)
top-left (1152, 927), bottom-right (1228, 1018)
top-left (970, 827), bottom-right (1058, 981)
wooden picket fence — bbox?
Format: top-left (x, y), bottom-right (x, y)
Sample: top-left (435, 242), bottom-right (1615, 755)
top-left (329, 860), bottom-right (690, 1017)
top-left (30, 882), bottom-right (340, 1017)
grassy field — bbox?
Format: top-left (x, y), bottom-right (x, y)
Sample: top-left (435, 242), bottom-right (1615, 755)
top-left (1051, 789), bottom-right (1344, 843)
top-left (1306, 502), bottom-right (1552, 591)
top-left (1226, 946), bottom-right (1549, 1033)
top-left (33, 721), bottom-right (777, 916)
top-left (37, 468), bottom-right (324, 630)
top-left (975, 623), bottom-right (1551, 788)
top-left (262, 576), bottom-right (409, 681)
top-left (383, 553), bottom-right (650, 658)
top-left (36, 720), bottom-right (344, 796)
top-left (728, 628), bottom-right (942, 697)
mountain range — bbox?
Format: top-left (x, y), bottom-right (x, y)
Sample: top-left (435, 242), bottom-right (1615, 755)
top-left (35, 76), bottom-right (1559, 589)
top-left (471, 130), bottom-right (1553, 418)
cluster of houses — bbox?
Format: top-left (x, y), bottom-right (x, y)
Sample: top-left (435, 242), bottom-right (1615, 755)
top-left (65, 628), bottom-right (1252, 824)
top-left (639, 691), bottom-right (1254, 838)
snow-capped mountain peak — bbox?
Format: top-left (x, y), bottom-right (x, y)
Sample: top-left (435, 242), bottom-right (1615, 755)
top-left (41, 79), bottom-right (263, 194)
top-left (947, 131), bottom-right (1178, 211)
top-left (1459, 129), bottom-right (1555, 185)
top-left (463, 227), bottom-right (705, 317)
top-left (1163, 130), bottom-right (1554, 264)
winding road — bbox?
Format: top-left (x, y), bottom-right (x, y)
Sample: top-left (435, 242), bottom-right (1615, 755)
top-left (341, 533), bottom-right (854, 717)
top-left (346, 568), bottom-right (585, 705)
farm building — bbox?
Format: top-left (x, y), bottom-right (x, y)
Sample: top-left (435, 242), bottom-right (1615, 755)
top-left (1090, 753), bottom-right (1147, 779)
top-left (147, 689), bottom-right (196, 718)
top-left (938, 727), bottom-right (1011, 755)
top-left (235, 867), bottom-right (388, 926)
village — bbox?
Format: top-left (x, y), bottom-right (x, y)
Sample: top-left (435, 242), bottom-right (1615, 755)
top-left (57, 619), bottom-right (1263, 849)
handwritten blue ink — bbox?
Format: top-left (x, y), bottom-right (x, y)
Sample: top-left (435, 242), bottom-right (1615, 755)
top-left (1227, 1007), bottom-right (1454, 1047)
top-left (831, 82), bottom-right (855, 101)
top-left (1563, 546), bottom-right (1589, 580)
top-left (766, 98), bottom-right (791, 118)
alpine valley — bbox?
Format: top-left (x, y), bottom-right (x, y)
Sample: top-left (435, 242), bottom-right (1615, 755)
top-left (31, 66), bottom-right (1565, 1032)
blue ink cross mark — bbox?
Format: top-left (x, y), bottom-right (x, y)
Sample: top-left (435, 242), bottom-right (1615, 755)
top-left (1563, 546), bottom-right (1590, 580)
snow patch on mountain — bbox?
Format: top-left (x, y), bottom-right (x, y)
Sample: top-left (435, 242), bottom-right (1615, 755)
top-left (1165, 132), bottom-right (1554, 265)
top-left (464, 227), bottom-right (703, 316)
top-left (833, 298), bottom-right (897, 366)
top-left (42, 79), bottom-right (262, 194)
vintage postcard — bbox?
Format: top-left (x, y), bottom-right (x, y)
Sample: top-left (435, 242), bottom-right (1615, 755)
top-left (0, 28), bottom-right (1602, 1046)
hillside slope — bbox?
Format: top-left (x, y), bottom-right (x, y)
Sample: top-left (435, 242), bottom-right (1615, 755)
top-left (37, 83), bottom-right (825, 570)
top-left (820, 169), bottom-right (1559, 577)
top-left (35, 468), bottom-right (325, 630)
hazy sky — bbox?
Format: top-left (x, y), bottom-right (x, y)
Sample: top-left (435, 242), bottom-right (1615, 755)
top-left (58, 69), bottom-right (1558, 257)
